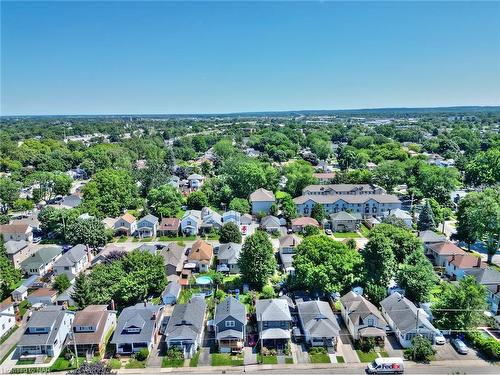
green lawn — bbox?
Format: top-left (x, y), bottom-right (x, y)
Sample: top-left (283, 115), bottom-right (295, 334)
top-left (108, 358), bottom-right (121, 369)
top-left (125, 358), bottom-right (146, 369)
top-left (116, 236), bottom-right (128, 243)
top-left (0, 325), bottom-right (18, 345)
top-left (189, 351), bottom-right (200, 367)
top-left (159, 235), bottom-right (196, 242)
top-left (359, 224), bottom-right (371, 237)
top-left (161, 358), bottom-right (184, 368)
top-left (336, 355), bottom-right (345, 363)
top-left (16, 358), bottom-right (35, 365)
top-left (211, 353), bottom-right (244, 366)
top-left (140, 237), bottom-right (153, 242)
top-left (380, 351), bottom-right (389, 358)
top-left (285, 357), bottom-right (294, 364)
top-left (257, 355), bottom-right (278, 364)
top-left (309, 354), bottom-right (331, 363)
top-left (18, 300), bottom-right (29, 316)
top-left (333, 232), bottom-right (361, 238)
top-left (356, 350), bottom-right (378, 363)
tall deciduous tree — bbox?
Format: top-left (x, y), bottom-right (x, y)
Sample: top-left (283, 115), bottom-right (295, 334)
top-left (310, 203), bottom-right (326, 223)
top-left (368, 224), bottom-right (423, 263)
top-left (186, 191), bottom-right (208, 210)
top-left (0, 177), bottom-right (19, 214)
top-left (238, 231), bottom-right (276, 289)
top-left (219, 222), bottom-right (242, 244)
top-left (66, 218), bottom-right (107, 249)
top-left (396, 250), bottom-right (437, 303)
top-left (54, 273), bottom-right (71, 293)
top-left (0, 240), bottom-right (21, 299)
top-left (283, 160), bottom-right (318, 197)
top-left (147, 184), bottom-right (184, 218)
top-left (228, 198), bottom-right (250, 214)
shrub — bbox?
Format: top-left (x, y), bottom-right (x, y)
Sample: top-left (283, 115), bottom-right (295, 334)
top-left (260, 284), bottom-right (276, 299)
top-left (308, 347), bottom-right (327, 355)
top-left (404, 335), bottom-right (435, 362)
top-left (360, 338), bottom-right (376, 352)
top-left (134, 348), bottom-right (149, 362)
top-left (466, 331), bottom-right (500, 360)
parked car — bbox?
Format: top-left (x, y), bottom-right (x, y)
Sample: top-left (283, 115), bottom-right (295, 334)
top-left (33, 236), bottom-right (42, 243)
top-left (325, 229), bottom-right (332, 235)
top-left (241, 225), bottom-right (247, 235)
top-left (367, 357), bottom-right (404, 374)
top-left (451, 338), bottom-right (469, 354)
top-left (434, 331), bottom-right (446, 345)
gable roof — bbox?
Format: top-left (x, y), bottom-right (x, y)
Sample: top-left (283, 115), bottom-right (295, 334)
top-left (160, 243), bottom-right (185, 269)
top-left (0, 223), bottom-right (30, 235)
top-left (188, 240), bottom-right (213, 262)
top-left (5, 240), bottom-right (29, 255)
top-left (20, 246), bottom-right (63, 269)
top-left (68, 305), bottom-right (113, 346)
top-left (303, 184), bottom-right (382, 194)
top-left (256, 299), bottom-right (292, 322)
top-left (217, 243), bottom-right (242, 264)
top-left (214, 296), bottom-right (246, 325)
top-left (380, 292), bottom-right (434, 334)
top-left (182, 210), bottom-right (202, 222)
top-left (330, 211), bottom-right (362, 221)
top-left (159, 218), bottom-right (180, 231)
top-left (261, 215), bottom-right (280, 227)
top-left (297, 300), bottom-right (339, 338)
top-left (53, 244), bottom-right (87, 268)
top-left (119, 213), bottom-right (136, 224)
top-left (138, 214), bottom-right (159, 225)
top-left (162, 282), bottom-right (181, 298)
top-left (165, 297), bottom-right (207, 341)
top-left (447, 254), bottom-right (485, 269)
top-left (293, 194), bottom-right (400, 205)
top-left (464, 268), bottom-right (500, 286)
top-left (428, 241), bottom-right (465, 256)
top-left (340, 291), bottom-right (385, 325)
top-left (291, 217), bottom-right (319, 227)
top-left (385, 208), bottom-right (412, 220)
top-left (18, 306), bottom-right (73, 347)
top-left (279, 234), bottom-right (301, 249)
top-left (111, 303), bottom-right (163, 345)
top-left (419, 230), bottom-right (447, 244)
top-left (249, 188), bottom-right (275, 202)
top-left (187, 173), bottom-right (204, 180)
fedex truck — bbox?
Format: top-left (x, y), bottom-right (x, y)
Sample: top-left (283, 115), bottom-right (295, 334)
top-left (366, 357), bottom-right (404, 374)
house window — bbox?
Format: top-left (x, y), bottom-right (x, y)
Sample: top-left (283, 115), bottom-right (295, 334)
top-left (225, 320), bottom-right (235, 328)
top-left (367, 319), bottom-right (374, 326)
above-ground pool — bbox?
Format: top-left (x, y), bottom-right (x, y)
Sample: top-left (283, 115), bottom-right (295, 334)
top-left (196, 275), bottom-right (213, 285)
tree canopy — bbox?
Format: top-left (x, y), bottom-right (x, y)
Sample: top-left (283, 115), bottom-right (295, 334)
top-left (238, 230), bottom-right (276, 288)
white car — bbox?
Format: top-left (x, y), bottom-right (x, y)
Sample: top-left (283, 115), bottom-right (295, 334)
top-left (325, 229), bottom-right (333, 235)
top-left (434, 331), bottom-right (446, 345)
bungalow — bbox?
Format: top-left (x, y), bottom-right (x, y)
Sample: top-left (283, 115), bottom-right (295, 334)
top-left (12, 285), bottom-right (28, 302)
top-left (0, 302), bottom-right (16, 339)
top-left (291, 217), bottom-right (319, 233)
top-left (188, 240), bottom-right (213, 273)
top-left (279, 235), bottom-right (301, 274)
top-left (261, 215), bottom-right (281, 233)
top-left (0, 224), bottom-right (33, 242)
top-left (217, 243), bottom-right (242, 274)
top-left (340, 291), bottom-right (387, 343)
top-left (187, 174), bottom-right (205, 190)
top-left (329, 211), bottom-right (362, 232)
top-left (27, 288), bottom-right (58, 305)
top-left (20, 246), bottom-right (63, 276)
top-left (55, 285), bottom-right (76, 307)
top-left (158, 218), bottom-right (180, 237)
top-left (222, 210), bottom-right (241, 225)
top-left (380, 292), bottom-right (436, 348)
top-left (181, 210), bottom-right (202, 235)
top-left (297, 300), bottom-right (340, 348)
top-left (160, 243), bottom-right (186, 276)
top-left (214, 297), bottom-right (246, 353)
top-left (256, 299), bottom-right (292, 349)
top-left (250, 188), bottom-right (275, 215)
top-left (444, 253), bottom-right (485, 280)
top-left (383, 208), bottom-right (413, 228)
top-left (136, 214), bottom-right (158, 238)
top-left (426, 242), bottom-right (466, 267)
top-left (464, 268), bottom-right (500, 315)
top-left (66, 305), bottom-right (117, 356)
top-left (16, 305), bottom-right (74, 359)
top-left (161, 282), bottom-right (181, 305)
top-left (53, 244), bottom-right (90, 280)
top-left (111, 303), bottom-right (164, 355)
top-left (165, 296), bottom-right (207, 358)
top-left (5, 240), bottom-right (34, 269)
top-left (419, 230), bottom-right (447, 247)
top-left (240, 214), bottom-right (253, 226)
top-left (113, 213), bottom-right (137, 236)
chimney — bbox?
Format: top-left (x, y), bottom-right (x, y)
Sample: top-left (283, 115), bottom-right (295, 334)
top-left (144, 299), bottom-right (147, 307)
top-left (87, 249), bottom-right (93, 264)
top-left (110, 299), bottom-right (115, 311)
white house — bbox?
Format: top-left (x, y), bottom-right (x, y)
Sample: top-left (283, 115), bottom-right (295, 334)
top-left (53, 244), bottom-right (90, 280)
top-left (297, 300), bottom-right (339, 348)
top-left (113, 213), bottom-right (137, 236)
top-left (0, 303), bottom-right (16, 339)
top-left (383, 208), bottom-right (413, 228)
top-left (20, 246), bottom-right (63, 276)
top-left (464, 268), bottom-right (500, 315)
top-left (0, 224), bottom-right (33, 243)
top-left (181, 210), bottom-right (202, 235)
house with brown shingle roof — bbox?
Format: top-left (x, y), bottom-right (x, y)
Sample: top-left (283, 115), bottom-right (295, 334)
top-left (427, 241), bottom-right (466, 267)
top-left (188, 240), bottom-right (213, 272)
top-left (444, 253), bottom-right (486, 280)
top-left (249, 188), bottom-right (275, 215)
top-left (158, 218), bottom-right (180, 236)
top-left (0, 224), bottom-right (33, 242)
top-left (66, 305), bottom-right (117, 356)
top-left (113, 213), bottom-right (137, 236)
top-left (291, 217), bottom-right (319, 233)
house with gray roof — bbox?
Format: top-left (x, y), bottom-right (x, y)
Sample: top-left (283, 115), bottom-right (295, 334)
top-left (160, 243), bottom-right (186, 276)
top-left (136, 214), bottom-right (159, 238)
top-left (383, 208), bottom-right (413, 228)
top-left (419, 230), bottom-right (447, 247)
top-left (340, 291), bottom-right (387, 342)
top-left (256, 299), bottom-right (292, 349)
top-left (5, 239), bottom-right (34, 269)
top-left (464, 268), bottom-right (500, 315)
top-left (20, 246), bottom-right (63, 276)
top-left (16, 305), bottom-right (74, 359)
top-left (329, 211), bottom-right (362, 232)
top-left (278, 234), bottom-right (301, 274)
top-left (187, 173), bottom-right (205, 190)
top-left (260, 215), bottom-right (281, 233)
top-left (297, 300), bottom-right (340, 348)
top-left (111, 303), bottom-right (164, 355)
top-left (181, 210), bottom-right (202, 235)
top-left (380, 292), bottom-right (437, 348)
top-left (161, 282), bottom-right (181, 305)
top-left (216, 243), bottom-right (242, 274)
top-left (222, 210), bottom-right (241, 225)
top-left (165, 296), bottom-right (207, 358)
top-left (214, 297), bottom-right (246, 353)
top-left (53, 244), bottom-right (89, 279)
top-left (250, 188), bottom-right (275, 215)
top-left (201, 207), bottom-right (223, 231)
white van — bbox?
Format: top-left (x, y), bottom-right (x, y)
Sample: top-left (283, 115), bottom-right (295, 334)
top-left (366, 357), bottom-right (404, 374)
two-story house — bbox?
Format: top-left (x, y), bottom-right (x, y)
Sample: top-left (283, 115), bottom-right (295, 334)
top-left (444, 253), bottom-right (485, 280)
top-left (111, 303), bottom-right (164, 355)
top-left (113, 213), bottom-right (137, 236)
top-left (165, 296), bottom-right (207, 358)
top-left (188, 240), bottom-right (213, 273)
top-left (136, 214), bottom-right (158, 238)
top-left (5, 240), bottom-right (34, 269)
top-left (222, 210), bottom-right (241, 226)
top-left (181, 210), bottom-right (202, 235)
top-left (216, 243), bottom-right (242, 274)
top-left (297, 300), bottom-right (340, 348)
top-left (20, 246), bottom-right (63, 276)
top-left (380, 292), bottom-right (436, 348)
top-left (340, 291), bottom-right (387, 343)
top-left (201, 207), bottom-right (223, 232)
top-left (16, 306), bottom-right (74, 359)
top-left (187, 174), bottom-right (205, 190)
top-left (329, 211), bottom-right (362, 232)
top-left (158, 218), bottom-right (180, 237)
top-left (250, 188), bottom-right (276, 215)
top-left (214, 297), bottom-right (246, 353)
top-left (66, 305), bottom-right (117, 356)
top-left (0, 224), bottom-right (33, 242)
top-left (53, 244), bottom-right (90, 280)
top-left (302, 184), bottom-right (386, 196)
top-left (256, 299), bottom-right (292, 350)
top-left (0, 302), bottom-right (16, 339)
top-left (278, 234), bottom-right (301, 274)
top-left (160, 243), bottom-right (186, 277)
top-left (426, 241), bottom-right (465, 267)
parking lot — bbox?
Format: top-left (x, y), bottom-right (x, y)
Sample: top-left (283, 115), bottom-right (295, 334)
top-left (434, 340), bottom-right (483, 361)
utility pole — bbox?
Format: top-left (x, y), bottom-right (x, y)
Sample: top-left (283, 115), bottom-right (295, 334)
top-left (413, 308), bottom-right (419, 360)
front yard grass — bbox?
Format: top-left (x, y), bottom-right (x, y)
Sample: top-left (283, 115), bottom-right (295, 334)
top-left (359, 224), bottom-right (370, 237)
top-left (309, 354), bottom-right (331, 363)
top-left (333, 232), bottom-right (361, 238)
top-left (162, 358), bottom-right (184, 368)
top-left (124, 358), bottom-right (146, 369)
top-left (16, 359), bottom-right (35, 365)
top-left (336, 355), bottom-right (345, 363)
top-left (211, 353), bottom-right (244, 366)
top-left (50, 356), bottom-right (85, 371)
top-left (380, 351), bottom-right (389, 357)
top-left (257, 354), bottom-right (278, 364)
top-left (159, 235), bottom-right (196, 242)
top-left (108, 358), bottom-right (121, 369)
top-left (285, 357), bottom-right (294, 364)
top-left (189, 351), bottom-right (200, 367)
top-left (356, 350), bottom-right (378, 363)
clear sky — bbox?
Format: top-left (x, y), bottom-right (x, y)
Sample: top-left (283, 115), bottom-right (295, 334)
top-left (1, 1), bottom-right (500, 115)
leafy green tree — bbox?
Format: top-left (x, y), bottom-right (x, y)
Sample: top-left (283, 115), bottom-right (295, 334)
top-left (53, 273), bottom-right (71, 293)
top-left (363, 235), bottom-right (396, 290)
top-left (228, 198), bottom-right (250, 214)
top-left (38, 207), bottom-right (80, 239)
top-left (303, 225), bottom-right (320, 237)
top-left (404, 335), bottom-right (436, 362)
top-left (283, 160), bottom-right (317, 197)
top-left (66, 218), bottom-right (107, 249)
top-left (260, 284), bottom-right (276, 299)
top-left (293, 235), bottom-right (363, 294)
top-left (464, 148), bottom-right (500, 187)
top-left (13, 198), bottom-right (34, 212)
top-left (381, 215), bottom-right (408, 229)
top-left (52, 172), bottom-right (73, 196)
top-left (0, 177), bottom-right (19, 213)
top-left (373, 161), bottom-right (405, 193)
top-left (396, 250), bottom-right (437, 303)
top-left (238, 231), bottom-right (276, 289)
top-left (428, 198), bottom-right (452, 228)
top-left (213, 139), bottom-right (237, 160)
top-left (71, 274), bottom-right (93, 309)
top-left (368, 224), bottom-right (423, 263)
top-left (0, 214), bottom-right (9, 224)
top-left (432, 276), bottom-right (488, 331)
top-left (417, 200), bottom-right (436, 232)
top-left (0, 240), bottom-right (21, 299)
top-left (310, 203), bottom-right (326, 223)
top-left (186, 191), bottom-right (208, 210)
top-left (364, 282), bottom-right (387, 304)
top-left (82, 169), bottom-right (139, 217)
top-left (219, 222), bottom-right (242, 244)
top-left (147, 184), bottom-right (184, 218)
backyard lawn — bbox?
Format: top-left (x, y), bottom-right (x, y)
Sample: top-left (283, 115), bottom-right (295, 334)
top-left (211, 353), bottom-right (244, 366)
top-left (257, 355), bottom-right (278, 365)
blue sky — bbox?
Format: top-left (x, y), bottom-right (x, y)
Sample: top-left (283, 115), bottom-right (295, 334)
top-left (1, 1), bottom-right (499, 115)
